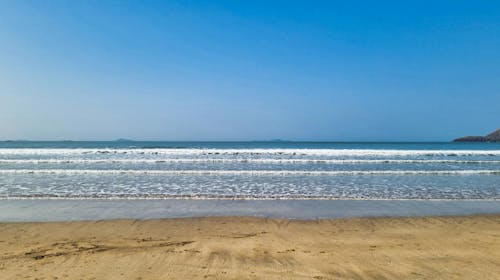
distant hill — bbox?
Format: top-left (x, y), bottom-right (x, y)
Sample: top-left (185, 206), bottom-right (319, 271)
top-left (453, 129), bottom-right (500, 142)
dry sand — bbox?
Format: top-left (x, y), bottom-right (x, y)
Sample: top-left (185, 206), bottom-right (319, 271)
top-left (1, 215), bottom-right (499, 279)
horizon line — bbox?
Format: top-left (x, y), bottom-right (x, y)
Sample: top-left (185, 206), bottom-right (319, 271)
top-left (0, 139), bottom-right (463, 143)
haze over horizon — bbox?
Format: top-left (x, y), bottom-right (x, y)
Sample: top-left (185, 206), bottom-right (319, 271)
top-left (1, 1), bottom-right (499, 141)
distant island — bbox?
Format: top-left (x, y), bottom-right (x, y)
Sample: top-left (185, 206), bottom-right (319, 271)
top-left (453, 129), bottom-right (500, 142)
top-left (115, 138), bottom-right (135, 142)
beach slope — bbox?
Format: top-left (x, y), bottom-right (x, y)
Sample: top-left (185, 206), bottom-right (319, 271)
top-left (1, 215), bottom-right (499, 279)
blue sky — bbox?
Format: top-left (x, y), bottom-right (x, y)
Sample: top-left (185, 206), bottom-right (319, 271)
top-left (0, 1), bottom-right (499, 141)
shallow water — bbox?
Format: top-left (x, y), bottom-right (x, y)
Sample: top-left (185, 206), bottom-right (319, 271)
top-left (0, 141), bottom-right (499, 199)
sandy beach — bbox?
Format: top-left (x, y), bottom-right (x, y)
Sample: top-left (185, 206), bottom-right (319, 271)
top-left (1, 215), bottom-right (499, 279)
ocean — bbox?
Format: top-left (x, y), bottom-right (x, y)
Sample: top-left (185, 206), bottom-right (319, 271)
top-left (0, 141), bottom-right (499, 200)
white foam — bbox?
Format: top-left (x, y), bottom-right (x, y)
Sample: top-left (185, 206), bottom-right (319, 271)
top-left (1, 196), bottom-right (498, 201)
top-left (0, 159), bottom-right (500, 164)
top-left (0, 169), bottom-right (498, 175)
top-left (0, 148), bottom-right (499, 156)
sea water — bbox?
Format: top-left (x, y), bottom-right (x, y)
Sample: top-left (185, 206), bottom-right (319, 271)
top-left (0, 141), bottom-right (499, 199)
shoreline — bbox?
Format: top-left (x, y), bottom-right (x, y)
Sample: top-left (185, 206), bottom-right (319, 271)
top-left (1, 215), bottom-right (499, 279)
top-left (2, 196), bottom-right (500, 200)
top-left (1, 199), bottom-right (500, 222)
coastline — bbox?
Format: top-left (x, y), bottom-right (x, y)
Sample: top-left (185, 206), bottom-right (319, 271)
top-left (1, 215), bottom-right (499, 279)
top-left (1, 199), bottom-right (500, 222)
top-left (1, 142), bottom-right (499, 279)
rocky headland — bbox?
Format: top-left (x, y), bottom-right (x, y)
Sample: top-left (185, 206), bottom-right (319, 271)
top-left (454, 129), bottom-right (500, 142)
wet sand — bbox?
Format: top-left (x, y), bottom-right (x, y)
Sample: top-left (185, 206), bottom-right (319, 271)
top-left (1, 215), bottom-right (499, 279)
top-left (2, 199), bottom-right (500, 221)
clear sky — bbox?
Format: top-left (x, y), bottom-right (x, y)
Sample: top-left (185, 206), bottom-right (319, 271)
top-left (0, 1), bottom-right (499, 141)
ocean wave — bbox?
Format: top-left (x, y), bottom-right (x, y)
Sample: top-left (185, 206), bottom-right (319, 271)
top-left (0, 148), bottom-right (499, 156)
top-left (1, 195), bottom-right (498, 201)
top-left (0, 169), bottom-right (499, 175)
top-left (1, 159), bottom-right (500, 164)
